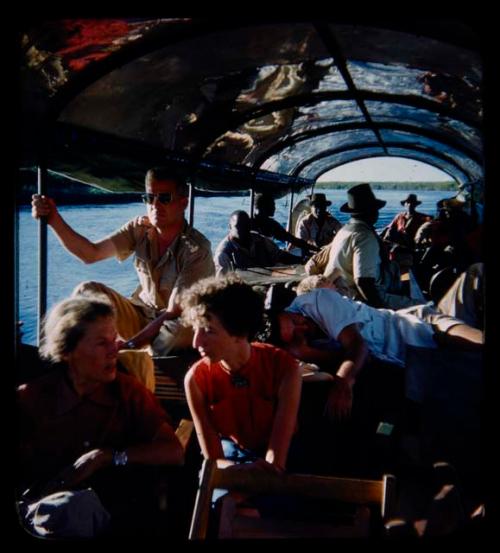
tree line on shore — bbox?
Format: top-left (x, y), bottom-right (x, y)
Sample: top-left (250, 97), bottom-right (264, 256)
top-left (17, 171), bottom-right (456, 205)
top-left (316, 181), bottom-right (456, 190)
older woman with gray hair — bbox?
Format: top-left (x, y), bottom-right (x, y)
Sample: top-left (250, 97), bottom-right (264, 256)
top-left (17, 295), bottom-right (183, 538)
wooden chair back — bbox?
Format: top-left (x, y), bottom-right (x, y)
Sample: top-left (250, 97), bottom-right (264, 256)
top-left (189, 459), bottom-right (397, 539)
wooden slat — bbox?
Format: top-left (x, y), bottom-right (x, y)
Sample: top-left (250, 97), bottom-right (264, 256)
top-left (156, 392), bottom-right (185, 403)
top-left (382, 473), bottom-right (397, 519)
top-left (189, 459), bottom-right (218, 540)
top-left (152, 353), bottom-right (197, 405)
top-left (189, 460), bottom-right (397, 540)
top-left (175, 419), bottom-right (194, 451)
top-left (214, 469), bottom-right (385, 505)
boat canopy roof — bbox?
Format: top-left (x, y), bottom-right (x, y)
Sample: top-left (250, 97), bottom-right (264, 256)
top-left (20, 19), bottom-right (483, 196)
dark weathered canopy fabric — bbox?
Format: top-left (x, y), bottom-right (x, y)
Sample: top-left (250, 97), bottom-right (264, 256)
top-left (20, 19), bottom-right (483, 195)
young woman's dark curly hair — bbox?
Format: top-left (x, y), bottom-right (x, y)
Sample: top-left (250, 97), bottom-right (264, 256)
top-left (181, 275), bottom-right (265, 340)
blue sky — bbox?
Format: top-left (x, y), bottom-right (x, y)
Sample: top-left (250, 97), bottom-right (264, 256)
top-left (318, 157), bottom-right (451, 182)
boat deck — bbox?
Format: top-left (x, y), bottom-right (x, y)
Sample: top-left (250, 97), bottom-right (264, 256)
top-left (16, 340), bottom-right (483, 538)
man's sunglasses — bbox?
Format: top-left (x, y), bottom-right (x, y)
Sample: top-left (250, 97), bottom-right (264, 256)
top-left (141, 192), bottom-right (173, 205)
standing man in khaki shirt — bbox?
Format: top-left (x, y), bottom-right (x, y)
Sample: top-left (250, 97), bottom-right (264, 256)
top-left (323, 183), bottom-right (419, 310)
top-left (32, 167), bottom-right (215, 388)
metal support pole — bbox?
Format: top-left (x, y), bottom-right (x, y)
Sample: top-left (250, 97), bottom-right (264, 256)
top-left (250, 188), bottom-right (255, 217)
top-left (37, 165), bottom-right (48, 345)
top-left (287, 188), bottom-right (295, 232)
top-left (188, 181), bottom-right (195, 226)
top-left (14, 192), bottom-right (20, 352)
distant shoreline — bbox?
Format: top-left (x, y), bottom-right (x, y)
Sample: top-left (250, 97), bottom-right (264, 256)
top-left (17, 180), bottom-right (457, 205)
top-left (315, 181), bottom-right (457, 191)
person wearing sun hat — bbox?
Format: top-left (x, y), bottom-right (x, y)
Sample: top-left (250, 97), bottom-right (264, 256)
top-left (383, 193), bottom-right (432, 247)
top-left (339, 183), bottom-right (387, 214)
top-left (323, 183), bottom-right (420, 310)
top-left (296, 192), bottom-right (342, 249)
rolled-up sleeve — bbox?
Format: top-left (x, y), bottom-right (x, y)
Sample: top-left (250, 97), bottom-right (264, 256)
top-left (290, 289), bottom-right (362, 340)
top-left (351, 232), bottom-right (379, 280)
top-left (108, 218), bottom-right (143, 262)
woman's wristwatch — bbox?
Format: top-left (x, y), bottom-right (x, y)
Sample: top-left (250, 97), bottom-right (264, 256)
top-left (124, 339), bottom-right (136, 349)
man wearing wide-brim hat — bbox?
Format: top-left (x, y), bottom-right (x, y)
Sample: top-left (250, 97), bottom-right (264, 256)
top-left (296, 192), bottom-right (342, 250)
top-left (383, 193), bottom-right (432, 247)
top-left (323, 183), bottom-right (421, 310)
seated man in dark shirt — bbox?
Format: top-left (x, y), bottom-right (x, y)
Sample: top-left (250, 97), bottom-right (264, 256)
top-left (251, 193), bottom-right (318, 257)
top-left (214, 210), bottom-right (302, 276)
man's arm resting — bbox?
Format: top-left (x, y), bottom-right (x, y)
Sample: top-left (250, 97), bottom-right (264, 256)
top-left (275, 225), bottom-right (319, 253)
top-left (42, 423), bottom-right (184, 492)
top-left (120, 309), bottom-right (179, 350)
top-left (286, 339), bottom-right (344, 366)
top-left (123, 423), bottom-right (185, 466)
top-left (277, 250), bottom-right (303, 265)
top-left (325, 323), bottom-right (369, 420)
top-left (335, 323), bottom-right (368, 385)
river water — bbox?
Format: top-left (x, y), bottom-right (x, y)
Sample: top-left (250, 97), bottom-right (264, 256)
top-left (17, 189), bottom-right (448, 345)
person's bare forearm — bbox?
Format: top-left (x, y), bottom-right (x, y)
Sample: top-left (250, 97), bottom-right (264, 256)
top-left (124, 438), bottom-right (184, 466)
top-left (185, 373), bottom-right (225, 460)
top-left (288, 342), bottom-right (342, 365)
top-left (49, 214), bottom-right (109, 263)
top-left (288, 233), bottom-right (319, 253)
top-left (36, 432), bottom-right (183, 494)
top-left (32, 195), bottom-right (115, 263)
top-left (266, 364), bottom-right (302, 470)
top-left (278, 251), bottom-right (303, 265)
top-left (335, 325), bottom-right (369, 384)
top-left (122, 310), bottom-right (177, 348)
top-left (436, 325), bottom-right (484, 350)
top-left (335, 359), bottom-right (358, 386)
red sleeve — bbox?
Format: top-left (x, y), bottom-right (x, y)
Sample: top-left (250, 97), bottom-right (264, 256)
top-left (274, 346), bottom-right (299, 384)
top-left (190, 358), bottom-right (211, 397)
top-left (118, 374), bottom-right (174, 441)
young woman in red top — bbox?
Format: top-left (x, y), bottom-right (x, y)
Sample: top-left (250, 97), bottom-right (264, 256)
top-left (182, 275), bottom-right (302, 474)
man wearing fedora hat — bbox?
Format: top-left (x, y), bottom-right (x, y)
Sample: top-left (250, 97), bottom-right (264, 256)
top-left (324, 183), bottom-right (419, 310)
top-left (383, 193), bottom-right (432, 247)
top-left (296, 192), bottom-right (342, 249)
